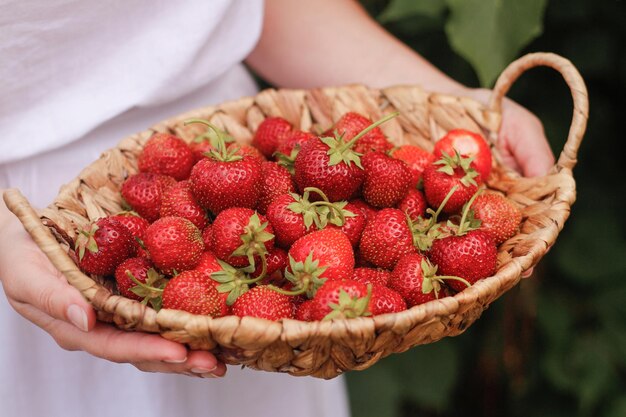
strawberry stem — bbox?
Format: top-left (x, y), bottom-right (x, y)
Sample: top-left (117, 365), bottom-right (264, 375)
top-left (184, 118), bottom-right (241, 162)
top-left (456, 189), bottom-right (483, 235)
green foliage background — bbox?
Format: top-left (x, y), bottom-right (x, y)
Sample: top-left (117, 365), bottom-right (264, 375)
top-left (348, 0), bottom-right (626, 416)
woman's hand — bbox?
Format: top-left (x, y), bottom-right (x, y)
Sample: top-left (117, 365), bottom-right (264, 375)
top-left (0, 199), bottom-right (226, 378)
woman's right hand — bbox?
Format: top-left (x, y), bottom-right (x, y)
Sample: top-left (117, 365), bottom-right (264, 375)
top-left (0, 197), bottom-right (226, 378)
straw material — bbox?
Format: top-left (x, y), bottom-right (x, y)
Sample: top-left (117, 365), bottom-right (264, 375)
top-left (4, 53), bottom-right (588, 379)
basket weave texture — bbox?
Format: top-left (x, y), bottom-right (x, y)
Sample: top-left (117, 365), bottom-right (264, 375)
top-left (4, 53), bottom-right (588, 379)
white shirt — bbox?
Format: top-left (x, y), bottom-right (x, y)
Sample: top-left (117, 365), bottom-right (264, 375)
top-left (0, 1), bottom-right (351, 416)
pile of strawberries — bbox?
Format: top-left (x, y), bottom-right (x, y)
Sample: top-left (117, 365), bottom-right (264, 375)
top-left (74, 111), bottom-right (522, 322)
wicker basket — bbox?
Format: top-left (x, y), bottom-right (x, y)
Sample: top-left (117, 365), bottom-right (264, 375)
top-left (3, 53), bottom-right (588, 379)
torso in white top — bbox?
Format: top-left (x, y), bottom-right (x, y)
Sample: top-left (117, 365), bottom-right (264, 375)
top-left (0, 1), bottom-right (350, 416)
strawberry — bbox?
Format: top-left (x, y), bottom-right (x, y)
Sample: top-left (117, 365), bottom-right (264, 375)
top-left (352, 267), bottom-right (391, 287)
top-left (359, 208), bottom-right (416, 270)
top-left (390, 145), bottom-right (435, 188)
top-left (326, 201), bottom-right (366, 246)
top-left (361, 152), bottom-right (411, 208)
top-left (289, 228), bottom-right (355, 282)
top-left (192, 251), bottom-right (230, 316)
top-left (138, 133), bottom-right (194, 180)
top-left (397, 189), bottom-right (427, 222)
top-left (251, 247), bottom-right (288, 284)
top-left (75, 217), bottom-right (136, 276)
top-left (144, 216), bottom-right (204, 275)
top-left (274, 130), bottom-right (316, 174)
top-left (162, 270), bottom-right (223, 316)
top-left (309, 279), bottom-right (370, 321)
top-left (331, 112), bottom-right (393, 155)
top-left (469, 192), bottom-right (522, 245)
top-left (211, 208), bottom-right (275, 267)
top-left (389, 253), bottom-right (466, 307)
top-left (187, 120), bottom-right (262, 215)
top-left (110, 212), bottom-right (150, 254)
top-left (159, 180), bottom-right (209, 230)
top-left (114, 257), bottom-right (158, 300)
top-left (428, 229), bottom-right (497, 291)
top-left (252, 117), bottom-right (292, 159)
top-left (227, 142), bottom-right (266, 163)
top-left (294, 113), bottom-right (398, 202)
top-left (368, 285), bottom-right (406, 315)
top-left (201, 224), bottom-right (214, 252)
top-left (434, 129), bottom-right (492, 181)
top-left (295, 299), bottom-right (315, 321)
top-left (428, 194), bottom-right (497, 291)
top-left (422, 151), bottom-right (481, 214)
top-left (257, 161), bottom-right (296, 214)
top-left (231, 285), bottom-right (294, 321)
top-left (349, 199), bottom-right (377, 223)
top-left (121, 172), bottom-right (176, 222)
top-left (189, 125), bottom-right (235, 163)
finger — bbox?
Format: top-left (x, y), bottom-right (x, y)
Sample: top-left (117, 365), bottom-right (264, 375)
top-left (521, 268), bottom-right (534, 279)
top-left (134, 350), bottom-right (227, 378)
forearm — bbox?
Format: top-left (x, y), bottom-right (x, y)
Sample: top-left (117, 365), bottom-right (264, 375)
top-left (247, 0), bottom-right (465, 93)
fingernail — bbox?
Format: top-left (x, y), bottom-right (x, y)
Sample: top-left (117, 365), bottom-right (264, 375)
top-left (163, 357), bottom-right (187, 364)
top-left (191, 366), bottom-right (217, 374)
top-left (67, 304), bottom-right (88, 332)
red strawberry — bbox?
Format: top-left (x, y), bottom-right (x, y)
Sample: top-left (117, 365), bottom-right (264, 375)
top-left (138, 133), bottom-right (194, 181)
top-left (368, 285), bottom-right (406, 315)
top-left (231, 285), bottom-right (294, 321)
top-left (326, 201), bottom-right (366, 246)
top-left (428, 229), bottom-right (497, 291)
top-left (274, 130), bottom-right (316, 174)
top-left (295, 299), bottom-right (315, 321)
top-left (201, 224), bottom-right (214, 252)
top-left (114, 257), bottom-right (157, 300)
top-left (389, 253), bottom-right (460, 307)
top-left (162, 270), bottom-right (223, 316)
top-left (397, 189), bottom-right (427, 222)
top-left (361, 152), bottom-right (411, 208)
top-left (144, 216), bottom-right (204, 275)
top-left (352, 267), bottom-right (391, 287)
top-left (390, 145), bottom-right (435, 188)
top-left (110, 212), bottom-right (150, 254)
top-left (252, 117), bottom-right (292, 159)
top-left (434, 129), bottom-right (492, 181)
top-left (211, 208), bottom-right (275, 267)
top-left (257, 161), bottom-right (296, 214)
top-left (251, 247), bottom-right (288, 284)
top-left (228, 142), bottom-right (266, 163)
top-left (349, 199), bottom-right (377, 223)
top-left (121, 173), bottom-right (176, 222)
top-left (294, 113), bottom-right (397, 202)
top-left (266, 194), bottom-right (312, 248)
top-left (76, 217), bottom-right (136, 276)
top-left (422, 152), bottom-right (480, 214)
top-left (160, 180), bottom-right (209, 230)
top-left (359, 208), bottom-right (416, 270)
top-left (309, 279), bottom-right (370, 321)
top-left (188, 121), bottom-right (262, 215)
top-left (192, 251), bottom-right (230, 316)
top-left (289, 228), bottom-right (355, 282)
top-left (470, 192), bottom-right (522, 245)
top-left (331, 112), bottom-right (392, 154)
top-left (189, 125), bottom-right (235, 163)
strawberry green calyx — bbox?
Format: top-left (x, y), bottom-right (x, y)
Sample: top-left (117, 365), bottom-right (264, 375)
top-left (184, 118), bottom-right (242, 162)
top-left (212, 256), bottom-right (269, 306)
top-left (275, 148), bottom-right (299, 175)
top-left (270, 253), bottom-right (328, 298)
top-left (288, 187), bottom-right (356, 230)
top-left (434, 150), bottom-right (479, 187)
top-left (409, 185), bottom-right (459, 251)
top-left (323, 284), bottom-right (373, 321)
top-left (452, 189), bottom-right (484, 236)
top-left (420, 259), bottom-right (471, 297)
top-left (323, 112), bottom-right (399, 168)
top-left (127, 268), bottom-right (168, 311)
top-left (231, 212), bottom-right (274, 265)
top-left (76, 224), bottom-right (100, 261)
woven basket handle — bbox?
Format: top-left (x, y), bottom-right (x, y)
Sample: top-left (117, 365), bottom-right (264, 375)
top-left (488, 52), bottom-right (589, 172)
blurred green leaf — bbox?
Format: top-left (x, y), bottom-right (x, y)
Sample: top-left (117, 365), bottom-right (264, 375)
top-left (606, 396), bottom-right (626, 417)
top-left (396, 340), bottom-right (460, 412)
top-left (572, 336), bottom-right (617, 415)
top-left (378, 0), bottom-right (446, 23)
top-left (444, 0), bottom-right (547, 86)
top-left (346, 361), bottom-right (401, 417)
